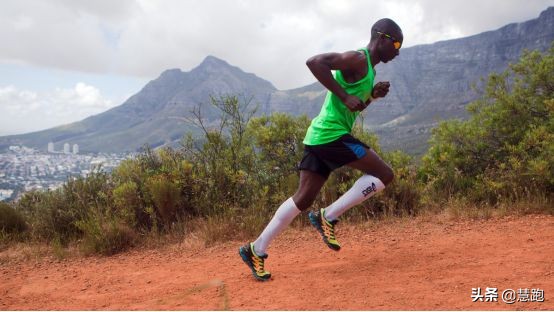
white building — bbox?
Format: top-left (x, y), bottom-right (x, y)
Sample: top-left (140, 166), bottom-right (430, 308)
top-left (48, 142), bottom-right (54, 153)
top-left (73, 144), bottom-right (79, 154)
top-left (64, 143), bottom-right (70, 154)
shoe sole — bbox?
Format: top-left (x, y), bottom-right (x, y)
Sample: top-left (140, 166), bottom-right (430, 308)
top-left (238, 247), bottom-right (271, 282)
top-left (308, 212), bottom-right (341, 251)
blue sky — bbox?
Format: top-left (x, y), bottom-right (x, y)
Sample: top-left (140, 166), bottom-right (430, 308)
top-left (0, 62), bottom-right (147, 135)
top-left (0, 62), bottom-right (145, 97)
top-left (1, 0), bottom-right (552, 135)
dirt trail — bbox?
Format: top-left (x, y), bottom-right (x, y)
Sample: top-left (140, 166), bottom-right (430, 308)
top-left (1, 215), bottom-right (553, 310)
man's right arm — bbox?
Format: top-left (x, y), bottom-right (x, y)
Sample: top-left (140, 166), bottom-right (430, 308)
top-left (306, 52), bottom-right (366, 112)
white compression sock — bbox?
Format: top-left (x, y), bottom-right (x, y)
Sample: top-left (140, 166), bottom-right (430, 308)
top-left (324, 175), bottom-right (385, 221)
top-left (253, 197), bottom-right (301, 255)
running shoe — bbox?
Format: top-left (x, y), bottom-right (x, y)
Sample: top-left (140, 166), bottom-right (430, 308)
top-left (239, 242), bottom-right (271, 281)
top-left (308, 208), bottom-right (341, 251)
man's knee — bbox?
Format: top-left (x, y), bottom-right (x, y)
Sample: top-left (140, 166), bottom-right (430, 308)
top-left (380, 166), bottom-right (394, 186)
top-left (360, 164), bottom-right (394, 186)
top-left (292, 193), bottom-right (316, 211)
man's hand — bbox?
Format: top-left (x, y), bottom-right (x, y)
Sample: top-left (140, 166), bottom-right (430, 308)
top-left (359, 81), bottom-right (391, 111)
top-left (341, 94), bottom-right (366, 112)
top-left (372, 81), bottom-right (390, 98)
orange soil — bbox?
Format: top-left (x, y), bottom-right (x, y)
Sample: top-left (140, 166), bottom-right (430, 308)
top-left (1, 214), bottom-right (553, 310)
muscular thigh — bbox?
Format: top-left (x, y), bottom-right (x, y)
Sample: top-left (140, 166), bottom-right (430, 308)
top-left (347, 148), bottom-right (394, 185)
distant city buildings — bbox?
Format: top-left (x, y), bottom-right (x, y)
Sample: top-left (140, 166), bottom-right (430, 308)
top-left (8, 145), bottom-right (37, 154)
top-left (47, 141), bottom-right (79, 155)
top-left (1, 145), bottom-right (132, 202)
top-left (0, 189), bottom-right (14, 201)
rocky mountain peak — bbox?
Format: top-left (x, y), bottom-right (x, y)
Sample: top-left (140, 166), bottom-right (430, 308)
top-left (159, 68), bottom-right (184, 79)
top-left (539, 6), bottom-right (553, 18)
top-left (193, 55), bottom-right (234, 74)
top-left (200, 55), bottom-right (229, 66)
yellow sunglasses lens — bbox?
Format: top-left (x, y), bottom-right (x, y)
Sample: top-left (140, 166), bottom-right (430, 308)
top-left (393, 41), bottom-right (401, 50)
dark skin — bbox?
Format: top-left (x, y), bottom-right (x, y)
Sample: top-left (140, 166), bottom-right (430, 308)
top-left (293, 23), bottom-right (404, 211)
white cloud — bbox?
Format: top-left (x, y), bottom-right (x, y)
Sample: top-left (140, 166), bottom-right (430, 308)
top-left (1, 0), bottom-right (552, 91)
top-left (0, 83), bottom-right (114, 135)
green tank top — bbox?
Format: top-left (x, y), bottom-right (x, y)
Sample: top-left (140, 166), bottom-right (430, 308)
top-left (303, 48), bottom-right (375, 145)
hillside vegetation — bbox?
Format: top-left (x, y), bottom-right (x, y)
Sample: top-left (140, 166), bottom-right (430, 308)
top-left (1, 47), bottom-right (552, 256)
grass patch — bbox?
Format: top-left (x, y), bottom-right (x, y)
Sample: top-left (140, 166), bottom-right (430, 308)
top-left (430, 195), bottom-right (553, 221)
top-left (76, 215), bottom-right (137, 256)
top-left (194, 214), bottom-right (241, 247)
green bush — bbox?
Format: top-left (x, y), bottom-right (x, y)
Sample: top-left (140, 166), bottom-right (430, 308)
top-left (0, 202), bottom-right (27, 234)
top-left (145, 174), bottom-right (181, 227)
top-left (112, 148), bottom-right (197, 231)
top-left (112, 181), bottom-right (141, 228)
top-left (421, 46), bottom-right (554, 204)
top-left (15, 170), bottom-right (112, 244)
top-left (16, 189), bottom-right (82, 243)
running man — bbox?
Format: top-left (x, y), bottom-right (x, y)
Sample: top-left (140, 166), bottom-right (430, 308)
top-left (240, 18), bottom-right (403, 281)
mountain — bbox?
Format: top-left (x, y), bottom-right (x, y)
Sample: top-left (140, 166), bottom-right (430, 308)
top-left (0, 56), bottom-right (277, 153)
top-left (1, 7), bottom-right (553, 154)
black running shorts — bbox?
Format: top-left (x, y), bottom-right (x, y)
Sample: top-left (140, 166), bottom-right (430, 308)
top-left (298, 134), bottom-right (370, 178)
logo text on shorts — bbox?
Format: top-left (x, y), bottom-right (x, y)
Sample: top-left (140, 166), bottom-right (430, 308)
top-left (362, 182), bottom-right (377, 197)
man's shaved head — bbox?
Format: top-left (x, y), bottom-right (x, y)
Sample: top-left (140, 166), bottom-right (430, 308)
top-left (367, 18), bottom-right (403, 64)
top-left (371, 18), bottom-right (403, 42)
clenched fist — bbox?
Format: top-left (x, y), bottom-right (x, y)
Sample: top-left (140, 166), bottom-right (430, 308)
top-left (372, 81), bottom-right (390, 99)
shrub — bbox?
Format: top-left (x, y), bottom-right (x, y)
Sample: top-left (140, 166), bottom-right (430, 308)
top-left (0, 202), bottom-right (27, 234)
top-left (112, 181), bottom-right (141, 228)
top-left (76, 212), bottom-right (136, 256)
top-left (421, 46), bottom-right (554, 204)
top-left (380, 150), bottom-right (422, 216)
top-left (145, 174), bottom-right (181, 227)
top-left (15, 170), bottom-right (112, 243)
top-left (16, 189), bottom-right (82, 243)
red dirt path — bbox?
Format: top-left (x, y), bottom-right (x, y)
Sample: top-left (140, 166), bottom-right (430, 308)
top-left (1, 214), bottom-right (553, 310)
